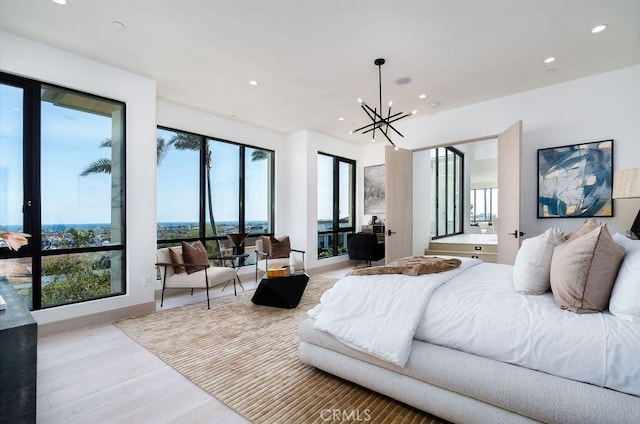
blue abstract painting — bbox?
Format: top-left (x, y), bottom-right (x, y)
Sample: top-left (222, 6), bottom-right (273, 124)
top-left (538, 140), bottom-right (613, 218)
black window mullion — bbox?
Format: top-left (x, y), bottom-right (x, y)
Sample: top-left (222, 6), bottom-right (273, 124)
top-left (239, 146), bottom-right (245, 234)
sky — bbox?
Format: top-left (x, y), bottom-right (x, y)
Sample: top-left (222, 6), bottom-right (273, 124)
top-left (1, 82), bottom-right (339, 229)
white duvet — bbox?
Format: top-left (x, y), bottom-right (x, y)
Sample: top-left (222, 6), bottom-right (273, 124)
top-left (308, 257), bottom-right (481, 367)
top-left (309, 260), bottom-right (640, 396)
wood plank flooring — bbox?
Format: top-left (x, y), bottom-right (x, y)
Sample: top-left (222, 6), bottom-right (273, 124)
top-left (36, 265), bottom-right (351, 423)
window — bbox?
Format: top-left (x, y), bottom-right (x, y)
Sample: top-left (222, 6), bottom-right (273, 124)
top-left (1, 72), bottom-right (126, 310)
top-left (431, 146), bottom-right (464, 239)
top-left (317, 153), bottom-right (355, 258)
top-left (470, 187), bottom-right (498, 224)
top-left (156, 127), bottom-right (274, 260)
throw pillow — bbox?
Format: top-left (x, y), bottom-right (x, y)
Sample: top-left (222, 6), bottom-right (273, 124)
top-left (550, 224), bottom-right (624, 313)
top-left (609, 233), bottom-right (640, 323)
top-left (168, 247), bottom-right (186, 274)
top-left (181, 240), bottom-right (209, 274)
top-left (512, 227), bottom-right (565, 295)
top-left (269, 236), bottom-right (291, 259)
top-left (566, 218), bottom-right (600, 240)
top-left (261, 236), bottom-right (272, 255)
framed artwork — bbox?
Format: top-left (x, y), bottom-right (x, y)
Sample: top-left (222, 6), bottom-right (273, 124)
top-left (537, 139), bottom-right (613, 218)
top-left (364, 164), bottom-right (385, 214)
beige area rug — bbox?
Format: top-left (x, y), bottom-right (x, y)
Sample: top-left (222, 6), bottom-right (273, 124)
top-left (115, 276), bottom-right (446, 424)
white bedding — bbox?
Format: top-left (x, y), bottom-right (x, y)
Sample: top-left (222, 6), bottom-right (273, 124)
top-left (416, 262), bottom-right (640, 396)
top-left (308, 257), bottom-right (481, 366)
top-left (310, 259), bottom-right (640, 396)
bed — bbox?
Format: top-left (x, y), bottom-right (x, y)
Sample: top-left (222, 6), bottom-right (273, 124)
top-left (298, 227), bottom-right (640, 423)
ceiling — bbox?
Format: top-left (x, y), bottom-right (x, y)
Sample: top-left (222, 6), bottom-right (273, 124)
top-left (1, 0), bottom-right (639, 145)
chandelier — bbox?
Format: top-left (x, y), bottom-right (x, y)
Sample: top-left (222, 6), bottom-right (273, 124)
top-left (351, 58), bottom-right (415, 148)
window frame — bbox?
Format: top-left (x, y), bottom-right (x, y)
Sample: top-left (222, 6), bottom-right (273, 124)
top-left (0, 71), bottom-right (127, 310)
top-left (431, 146), bottom-right (464, 240)
top-left (317, 152), bottom-right (356, 259)
top-left (155, 126), bottom-right (275, 254)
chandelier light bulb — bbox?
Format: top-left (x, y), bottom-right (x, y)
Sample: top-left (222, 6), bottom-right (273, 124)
top-left (394, 146), bottom-right (399, 151)
top-left (411, 110), bottom-right (418, 115)
top-left (388, 101), bottom-right (393, 107)
top-left (357, 98), bottom-right (363, 104)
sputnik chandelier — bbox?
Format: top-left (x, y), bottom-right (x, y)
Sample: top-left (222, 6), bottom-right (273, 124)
top-left (351, 58), bottom-right (416, 148)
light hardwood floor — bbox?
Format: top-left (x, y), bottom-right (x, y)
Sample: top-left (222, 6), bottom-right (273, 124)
top-left (37, 264), bottom-right (352, 423)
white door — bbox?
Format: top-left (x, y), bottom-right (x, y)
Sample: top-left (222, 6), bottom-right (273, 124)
top-left (385, 145), bottom-right (413, 262)
top-left (497, 121), bottom-right (523, 264)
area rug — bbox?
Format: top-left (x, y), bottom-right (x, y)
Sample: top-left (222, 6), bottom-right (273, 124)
top-left (115, 276), bottom-right (446, 424)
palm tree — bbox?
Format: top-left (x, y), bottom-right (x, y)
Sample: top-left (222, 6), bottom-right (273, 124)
top-left (80, 137), bottom-right (170, 176)
top-left (82, 134), bottom-right (270, 258)
top-left (167, 133), bottom-right (222, 258)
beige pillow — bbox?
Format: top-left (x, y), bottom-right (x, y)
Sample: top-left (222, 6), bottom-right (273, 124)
top-left (550, 224), bottom-right (624, 313)
top-left (566, 218), bottom-right (600, 240)
top-left (168, 247), bottom-right (186, 274)
top-left (181, 241), bottom-right (209, 274)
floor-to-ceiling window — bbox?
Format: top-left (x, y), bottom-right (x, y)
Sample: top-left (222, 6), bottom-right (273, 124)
top-left (156, 127), bottom-right (274, 260)
top-left (430, 146), bottom-right (464, 239)
top-left (317, 152), bottom-right (355, 258)
top-left (0, 72), bottom-right (126, 310)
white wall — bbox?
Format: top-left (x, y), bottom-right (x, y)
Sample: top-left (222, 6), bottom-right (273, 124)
top-left (1, 31), bottom-right (158, 325)
top-left (297, 131), bottom-right (363, 269)
top-left (394, 65), bottom-right (640, 240)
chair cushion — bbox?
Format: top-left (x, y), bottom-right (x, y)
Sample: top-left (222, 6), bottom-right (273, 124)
top-left (182, 241), bottom-right (208, 274)
top-left (262, 236), bottom-right (291, 258)
top-left (168, 247), bottom-right (186, 274)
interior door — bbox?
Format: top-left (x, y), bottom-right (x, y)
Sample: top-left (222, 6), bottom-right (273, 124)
top-left (497, 121), bottom-right (523, 264)
top-left (385, 145), bottom-right (413, 262)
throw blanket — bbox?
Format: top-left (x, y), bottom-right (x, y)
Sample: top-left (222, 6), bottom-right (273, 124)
top-left (309, 257), bottom-right (481, 367)
top-left (349, 256), bottom-right (461, 276)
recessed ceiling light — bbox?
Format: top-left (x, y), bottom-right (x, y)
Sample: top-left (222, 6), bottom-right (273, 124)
top-left (419, 94), bottom-right (427, 99)
top-left (52, 0), bottom-right (67, 4)
top-left (544, 57), bottom-right (556, 64)
top-left (112, 21), bottom-right (126, 30)
top-left (431, 102), bottom-right (439, 108)
top-left (592, 24), bottom-right (607, 33)
top-left (338, 117), bottom-right (344, 121)
top-left (249, 80), bottom-right (258, 86)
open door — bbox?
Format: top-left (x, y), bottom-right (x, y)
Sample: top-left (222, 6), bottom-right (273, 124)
top-left (385, 145), bottom-right (413, 262)
top-left (497, 121), bottom-right (523, 264)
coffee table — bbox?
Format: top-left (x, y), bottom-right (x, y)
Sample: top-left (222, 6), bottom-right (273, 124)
top-left (251, 272), bottom-right (310, 309)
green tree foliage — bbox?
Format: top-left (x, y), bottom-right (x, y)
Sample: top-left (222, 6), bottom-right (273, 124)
top-left (34, 255), bottom-right (112, 306)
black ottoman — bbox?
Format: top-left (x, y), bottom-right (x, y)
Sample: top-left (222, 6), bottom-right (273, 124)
top-left (251, 273), bottom-right (309, 308)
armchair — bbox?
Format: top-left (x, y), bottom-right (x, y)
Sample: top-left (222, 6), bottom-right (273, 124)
top-left (156, 242), bottom-right (240, 309)
top-left (347, 232), bottom-right (385, 266)
top-left (255, 236), bottom-right (305, 281)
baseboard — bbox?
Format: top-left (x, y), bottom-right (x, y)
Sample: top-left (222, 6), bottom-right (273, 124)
top-left (37, 301), bottom-right (156, 337)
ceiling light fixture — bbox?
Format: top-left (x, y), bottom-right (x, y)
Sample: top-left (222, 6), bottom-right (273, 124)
top-left (544, 57), bottom-right (556, 64)
top-left (592, 24), bottom-right (607, 33)
top-left (249, 80), bottom-right (259, 86)
top-left (52, 0), bottom-right (67, 4)
top-left (419, 94), bottom-right (427, 99)
top-left (352, 58), bottom-right (413, 149)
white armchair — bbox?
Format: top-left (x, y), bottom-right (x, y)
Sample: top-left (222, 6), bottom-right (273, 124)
top-left (156, 245), bottom-right (240, 309)
top-left (255, 236), bottom-right (305, 281)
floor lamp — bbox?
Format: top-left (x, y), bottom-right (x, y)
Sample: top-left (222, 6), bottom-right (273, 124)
top-left (612, 168), bottom-right (640, 239)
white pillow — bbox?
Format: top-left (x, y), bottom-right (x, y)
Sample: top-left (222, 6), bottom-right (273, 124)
top-left (609, 233), bottom-right (640, 323)
top-left (513, 227), bottom-right (565, 295)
